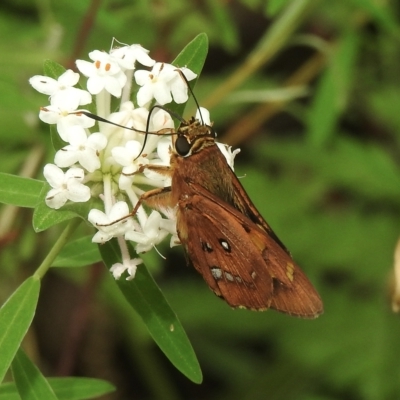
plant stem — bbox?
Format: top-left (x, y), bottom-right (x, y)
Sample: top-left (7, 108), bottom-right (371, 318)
top-left (203, 0), bottom-right (317, 109)
top-left (34, 218), bottom-right (82, 279)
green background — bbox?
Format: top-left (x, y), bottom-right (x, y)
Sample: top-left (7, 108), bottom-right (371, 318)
top-left (1, 0), bottom-right (400, 399)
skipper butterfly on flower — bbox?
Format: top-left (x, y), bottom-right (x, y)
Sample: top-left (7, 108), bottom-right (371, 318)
top-left (127, 110), bottom-right (323, 317)
top-left (31, 40), bottom-right (323, 318)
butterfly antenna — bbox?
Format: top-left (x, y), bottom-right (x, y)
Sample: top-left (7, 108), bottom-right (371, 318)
top-left (68, 110), bottom-right (179, 139)
top-left (69, 110), bottom-right (148, 135)
top-left (175, 69), bottom-right (204, 125)
top-left (135, 105), bottom-right (184, 160)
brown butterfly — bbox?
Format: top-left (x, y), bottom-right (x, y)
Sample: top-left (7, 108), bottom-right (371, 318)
top-left (134, 116), bottom-right (323, 318)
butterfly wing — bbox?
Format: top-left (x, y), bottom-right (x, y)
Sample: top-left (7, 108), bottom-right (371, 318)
top-left (177, 187), bottom-right (323, 317)
top-left (176, 144), bottom-right (291, 254)
top-left (227, 157), bottom-right (291, 254)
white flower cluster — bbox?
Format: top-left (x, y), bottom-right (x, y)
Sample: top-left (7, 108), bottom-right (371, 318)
top-left (30, 42), bottom-right (239, 280)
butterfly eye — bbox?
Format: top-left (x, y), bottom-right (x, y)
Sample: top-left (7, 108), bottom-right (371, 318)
top-left (175, 136), bottom-right (191, 156)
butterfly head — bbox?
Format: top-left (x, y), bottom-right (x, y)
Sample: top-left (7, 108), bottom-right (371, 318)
top-left (175, 117), bottom-right (216, 157)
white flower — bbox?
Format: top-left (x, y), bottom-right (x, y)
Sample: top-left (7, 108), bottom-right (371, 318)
top-left (112, 140), bottom-right (143, 168)
top-left (112, 140), bottom-right (149, 190)
top-left (154, 137), bottom-right (172, 165)
top-left (148, 107), bottom-right (175, 132)
top-left (110, 258), bottom-right (143, 280)
top-left (55, 129), bottom-right (107, 172)
top-left (125, 211), bottom-right (169, 253)
top-left (30, 70), bottom-right (92, 109)
top-left (159, 217), bottom-right (180, 248)
top-left (134, 63), bottom-right (175, 106)
top-left (142, 136), bottom-right (172, 186)
top-left (89, 201), bottom-right (134, 243)
top-left (111, 44), bottom-right (155, 70)
top-left (195, 107), bottom-right (211, 126)
top-left (217, 143), bottom-right (241, 171)
top-left (76, 50), bottom-right (127, 97)
top-left (31, 41), bottom-right (227, 283)
top-left (39, 105), bottom-right (95, 142)
top-left (169, 66), bottom-right (197, 104)
top-left (134, 63), bottom-right (197, 106)
top-left (139, 108), bottom-right (175, 161)
top-left (101, 101), bottom-right (149, 141)
top-left (44, 164), bottom-right (90, 209)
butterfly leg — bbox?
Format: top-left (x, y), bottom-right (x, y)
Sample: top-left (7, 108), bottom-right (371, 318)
top-left (130, 164), bottom-right (175, 214)
top-left (96, 164), bottom-right (174, 227)
top-left (132, 186), bottom-right (173, 215)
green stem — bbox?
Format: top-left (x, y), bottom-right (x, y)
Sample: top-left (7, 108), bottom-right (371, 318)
top-left (203, 0), bottom-right (317, 109)
top-left (34, 218), bottom-right (82, 279)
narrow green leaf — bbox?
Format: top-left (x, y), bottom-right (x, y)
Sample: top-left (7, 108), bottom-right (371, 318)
top-left (43, 60), bottom-right (66, 80)
top-left (53, 235), bottom-right (101, 267)
top-left (32, 184), bottom-right (77, 232)
top-left (11, 348), bottom-right (58, 400)
top-left (173, 33), bottom-right (208, 75)
top-left (307, 30), bottom-right (360, 146)
top-left (350, 0), bottom-right (400, 38)
top-left (205, 0), bottom-right (238, 52)
top-left (0, 382), bottom-right (20, 400)
top-left (169, 33), bottom-right (209, 122)
top-left (265, 0), bottom-right (291, 16)
top-left (50, 125), bottom-right (67, 152)
top-left (0, 377), bottom-right (115, 400)
top-left (0, 277), bottom-right (40, 383)
top-left (33, 201), bottom-right (77, 232)
top-left (32, 184), bottom-right (102, 232)
top-left (99, 240), bottom-right (202, 383)
top-left (0, 173), bottom-right (44, 208)
top-left (44, 377), bottom-right (115, 400)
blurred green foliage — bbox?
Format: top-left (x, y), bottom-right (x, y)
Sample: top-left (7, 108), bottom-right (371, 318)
top-left (1, 0), bottom-right (400, 399)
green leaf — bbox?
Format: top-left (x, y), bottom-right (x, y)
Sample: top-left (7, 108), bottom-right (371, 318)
top-left (0, 377), bottom-right (115, 400)
top-left (50, 125), bottom-right (67, 152)
top-left (43, 60), bottom-right (66, 80)
top-left (53, 235), bottom-right (101, 267)
top-left (265, 0), bottom-right (291, 16)
top-left (0, 381), bottom-right (19, 400)
top-left (99, 240), bottom-right (202, 383)
top-left (45, 377), bottom-right (115, 400)
top-left (0, 173), bottom-right (44, 208)
top-left (32, 184), bottom-right (77, 232)
top-left (0, 277), bottom-right (40, 383)
top-left (306, 30), bottom-right (360, 147)
top-left (205, 0), bottom-right (238, 52)
top-left (350, 0), bottom-right (400, 38)
top-left (11, 348), bottom-right (58, 400)
top-left (169, 33), bottom-right (209, 122)
top-left (173, 33), bottom-right (208, 76)
top-left (32, 201), bottom-right (77, 232)
top-left (32, 184), bottom-right (102, 232)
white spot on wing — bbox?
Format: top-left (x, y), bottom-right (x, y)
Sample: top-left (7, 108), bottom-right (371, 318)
top-left (211, 267), bottom-right (223, 280)
top-left (225, 272), bottom-right (234, 282)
